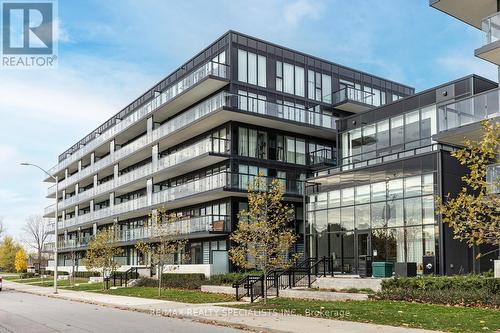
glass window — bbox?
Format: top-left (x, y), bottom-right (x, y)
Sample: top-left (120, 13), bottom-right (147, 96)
top-left (341, 187), bottom-right (354, 206)
top-left (387, 179), bottom-right (403, 200)
top-left (405, 110), bottom-right (420, 145)
top-left (387, 228), bottom-right (405, 262)
top-left (238, 127), bottom-right (248, 156)
top-left (376, 120), bottom-right (390, 151)
top-left (351, 128), bottom-right (362, 158)
top-left (283, 63), bottom-right (294, 94)
top-left (257, 55), bottom-right (266, 87)
top-left (423, 225), bottom-right (436, 256)
top-left (322, 74), bottom-right (332, 103)
top-left (276, 61), bottom-right (283, 91)
top-left (421, 105), bottom-right (437, 139)
top-left (371, 182), bottom-right (386, 202)
top-left (308, 70), bottom-right (315, 100)
top-left (355, 204), bottom-right (370, 229)
top-left (286, 136), bottom-right (295, 163)
top-left (405, 176), bottom-right (421, 197)
top-left (314, 210), bottom-right (328, 234)
top-left (355, 185), bottom-right (370, 204)
top-left (248, 52), bottom-right (257, 85)
top-left (371, 202), bottom-right (386, 228)
top-left (422, 195), bottom-right (435, 225)
top-left (391, 115), bottom-right (404, 147)
top-left (328, 208), bottom-right (341, 232)
top-left (362, 124), bottom-right (376, 154)
top-left (328, 190), bottom-right (341, 208)
top-left (387, 199), bottom-right (404, 227)
top-left (422, 173), bottom-right (434, 195)
top-left (341, 206), bottom-right (354, 231)
top-left (295, 66), bottom-right (305, 97)
top-left (406, 226), bottom-right (423, 264)
top-left (405, 197), bottom-right (422, 226)
top-left (238, 50), bottom-right (247, 83)
top-left (296, 139), bottom-right (306, 165)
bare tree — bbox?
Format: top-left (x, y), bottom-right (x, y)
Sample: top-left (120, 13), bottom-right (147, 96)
top-left (0, 217), bottom-right (5, 238)
top-left (23, 215), bottom-right (49, 272)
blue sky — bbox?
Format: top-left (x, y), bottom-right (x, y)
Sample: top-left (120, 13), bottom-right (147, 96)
top-left (0, 0), bottom-right (496, 241)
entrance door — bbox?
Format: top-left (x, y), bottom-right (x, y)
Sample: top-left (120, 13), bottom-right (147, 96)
top-left (355, 231), bottom-right (372, 276)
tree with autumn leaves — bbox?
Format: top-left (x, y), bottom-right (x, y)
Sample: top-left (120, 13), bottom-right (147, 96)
top-left (135, 209), bottom-right (188, 297)
top-left (229, 173), bottom-right (299, 303)
top-left (84, 228), bottom-right (123, 290)
top-left (437, 120), bottom-right (499, 258)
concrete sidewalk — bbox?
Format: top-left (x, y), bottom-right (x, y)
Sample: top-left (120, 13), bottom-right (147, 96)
top-left (4, 280), bottom-right (436, 333)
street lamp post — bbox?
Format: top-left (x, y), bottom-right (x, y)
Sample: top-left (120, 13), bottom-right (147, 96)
top-left (21, 162), bottom-right (59, 294)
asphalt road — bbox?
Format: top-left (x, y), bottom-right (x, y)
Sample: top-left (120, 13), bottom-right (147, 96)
top-left (0, 289), bottom-right (245, 333)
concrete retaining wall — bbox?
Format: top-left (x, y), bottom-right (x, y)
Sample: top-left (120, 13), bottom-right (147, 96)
top-left (201, 285), bottom-right (235, 295)
top-left (313, 277), bottom-right (383, 292)
top-left (279, 289), bottom-right (368, 301)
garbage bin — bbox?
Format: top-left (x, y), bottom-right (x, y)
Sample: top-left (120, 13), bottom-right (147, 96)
top-left (372, 261), bottom-right (393, 278)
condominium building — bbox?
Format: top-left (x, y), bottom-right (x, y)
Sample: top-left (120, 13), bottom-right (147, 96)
top-left (43, 31), bottom-right (413, 275)
top-left (305, 1), bottom-right (500, 276)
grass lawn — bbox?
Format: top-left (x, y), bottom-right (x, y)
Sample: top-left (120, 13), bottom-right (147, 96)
top-left (61, 282), bottom-right (105, 292)
top-left (230, 298), bottom-right (500, 333)
top-left (26, 278), bottom-right (89, 287)
top-left (95, 287), bottom-right (235, 304)
top-left (1, 275), bottom-right (20, 281)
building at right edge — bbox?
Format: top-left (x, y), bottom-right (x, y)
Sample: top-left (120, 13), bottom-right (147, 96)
top-left (305, 0), bottom-right (500, 276)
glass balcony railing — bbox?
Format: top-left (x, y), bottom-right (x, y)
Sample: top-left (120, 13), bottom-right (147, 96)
top-left (50, 61), bottom-right (229, 175)
top-left (59, 235), bottom-right (92, 250)
top-left (438, 87), bottom-right (500, 132)
top-left (308, 148), bottom-right (336, 166)
top-left (53, 172), bottom-right (303, 233)
top-left (482, 12), bottom-right (500, 45)
top-left (116, 215), bottom-right (230, 243)
top-left (45, 137), bottom-right (231, 214)
top-left (47, 92), bottom-right (329, 197)
top-left (332, 86), bottom-right (375, 106)
top-left (47, 93), bottom-right (229, 196)
top-left (233, 95), bottom-right (337, 129)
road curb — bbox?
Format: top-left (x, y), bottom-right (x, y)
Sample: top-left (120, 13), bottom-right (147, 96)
top-left (6, 284), bottom-right (289, 333)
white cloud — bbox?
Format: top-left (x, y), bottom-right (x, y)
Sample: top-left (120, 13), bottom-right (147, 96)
top-left (284, 0), bottom-right (322, 26)
top-left (436, 53), bottom-right (498, 82)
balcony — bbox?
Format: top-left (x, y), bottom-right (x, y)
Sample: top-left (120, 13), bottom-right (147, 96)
top-left (429, 0), bottom-right (498, 29)
top-left (44, 138), bottom-right (230, 217)
top-left (47, 93), bottom-right (230, 197)
top-left (59, 235), bottom-right (92, 250)
top-left (46, 60), bottom-right (229, 180)
top-left (54, 172), bottom-right (303, 233)
top-left (435, 87), bottom-right (500, 145)
top-left (332, 86), bottom-right (375, 113)
top-left (47, 92), bottom-right (336, 197)
top-left (475, 12), bottom-right (500, 65)
top-left (116, 215), bottom-right (230, 243)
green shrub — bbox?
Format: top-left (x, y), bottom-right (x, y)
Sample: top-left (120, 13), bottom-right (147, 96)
top-left (135, 273), bottom-right (206, 289)
top-left (20, 272), bottom-right (37, 279)
top-left (73, 271), bottom-right (100, 278)
top-left (376, 275), bottom-right (500, 308)
top-left (207, 271), bottom-right (261, 286)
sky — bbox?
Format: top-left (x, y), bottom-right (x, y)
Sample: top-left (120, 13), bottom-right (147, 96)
top-left (0, 0), bottom-right (496, 241)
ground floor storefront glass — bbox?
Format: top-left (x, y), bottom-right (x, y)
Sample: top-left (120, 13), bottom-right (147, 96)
top-left (307, 172), bottom-right (439, 274)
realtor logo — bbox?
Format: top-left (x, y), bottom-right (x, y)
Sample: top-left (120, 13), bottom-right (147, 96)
top-left (1, 0), bottom-right (57, 68)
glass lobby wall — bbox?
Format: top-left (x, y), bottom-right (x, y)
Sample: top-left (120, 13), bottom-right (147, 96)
top-left (307, 172), bottom-right (438, 273)
top-left (341, 105), bottom-right (437, 165)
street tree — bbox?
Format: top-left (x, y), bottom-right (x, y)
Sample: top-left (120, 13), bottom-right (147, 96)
top-left (15, 248), bottom-right (28, 273)
top-left (437, 120), bottom-right (500, 258)
top-left (84, 229), bottom-right (122, 290)
top-left (0, 236), bottom-right (22, 272)
top-left (135, 209), bottom-right (188, 297)
top-left (229, 173), bottom-right (299, 303)
top-left (23, 215), bottom-right (49, 272)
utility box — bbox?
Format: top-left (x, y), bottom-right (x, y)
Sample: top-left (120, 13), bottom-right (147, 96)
top-left (394, 262), bottom-right (417, 277)
top-left (372, 262), bottom-right (393, 278)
